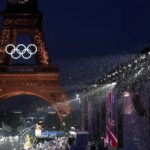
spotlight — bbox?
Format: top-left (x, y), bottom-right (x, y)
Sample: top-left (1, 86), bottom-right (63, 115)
top-left (123, 91), bottom-right (130, 97)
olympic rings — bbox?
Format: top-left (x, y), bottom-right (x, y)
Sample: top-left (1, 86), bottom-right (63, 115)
top-left (5, 44), bottom-right (38, 60)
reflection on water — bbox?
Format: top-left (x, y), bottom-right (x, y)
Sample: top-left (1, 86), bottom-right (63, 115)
top-left (0, 136), bottom-right (23, 150)
top-left (0, 135), bottom-right (68, 150)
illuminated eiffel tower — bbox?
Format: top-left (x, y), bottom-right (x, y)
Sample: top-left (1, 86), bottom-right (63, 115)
top-left (0, 0), bottom-right (70, 121)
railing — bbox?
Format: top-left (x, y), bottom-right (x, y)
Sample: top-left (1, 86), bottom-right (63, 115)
top-left (0, 65), bottom-right (58, 73)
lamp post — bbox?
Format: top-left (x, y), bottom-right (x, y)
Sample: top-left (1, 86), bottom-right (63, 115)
top-left (76, 93), bottom-right (83, 131)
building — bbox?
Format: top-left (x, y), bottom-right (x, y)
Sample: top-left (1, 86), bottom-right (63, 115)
top-left (79, 47), bottom-right (150, 150)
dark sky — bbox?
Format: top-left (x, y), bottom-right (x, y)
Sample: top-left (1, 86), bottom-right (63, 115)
top-left (0, 0), bottom-right (150, 60)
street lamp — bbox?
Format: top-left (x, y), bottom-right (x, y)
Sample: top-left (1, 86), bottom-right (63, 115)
top-left (76, 93), bottom-right (82, 131)
top-left (76, 93), bottom-right (81, 104)
top-left (76, 94), bottom-right (79, 99)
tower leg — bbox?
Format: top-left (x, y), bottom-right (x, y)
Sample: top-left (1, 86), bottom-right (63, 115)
top-left (0, 29), bottom-right (13, 65)
top-left (33, 30), bottom-right (50, 65)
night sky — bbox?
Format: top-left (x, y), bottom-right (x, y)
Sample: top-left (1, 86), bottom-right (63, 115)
top-left (0, 0), bottom-right (150, 60)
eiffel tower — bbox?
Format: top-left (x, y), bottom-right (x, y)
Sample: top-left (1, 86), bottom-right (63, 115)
top-left (0, 0), bottom-right (70, 121)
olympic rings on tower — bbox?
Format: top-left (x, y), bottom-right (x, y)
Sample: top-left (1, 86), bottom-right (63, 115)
top-left (5, 44), bottom-right (38, 60)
